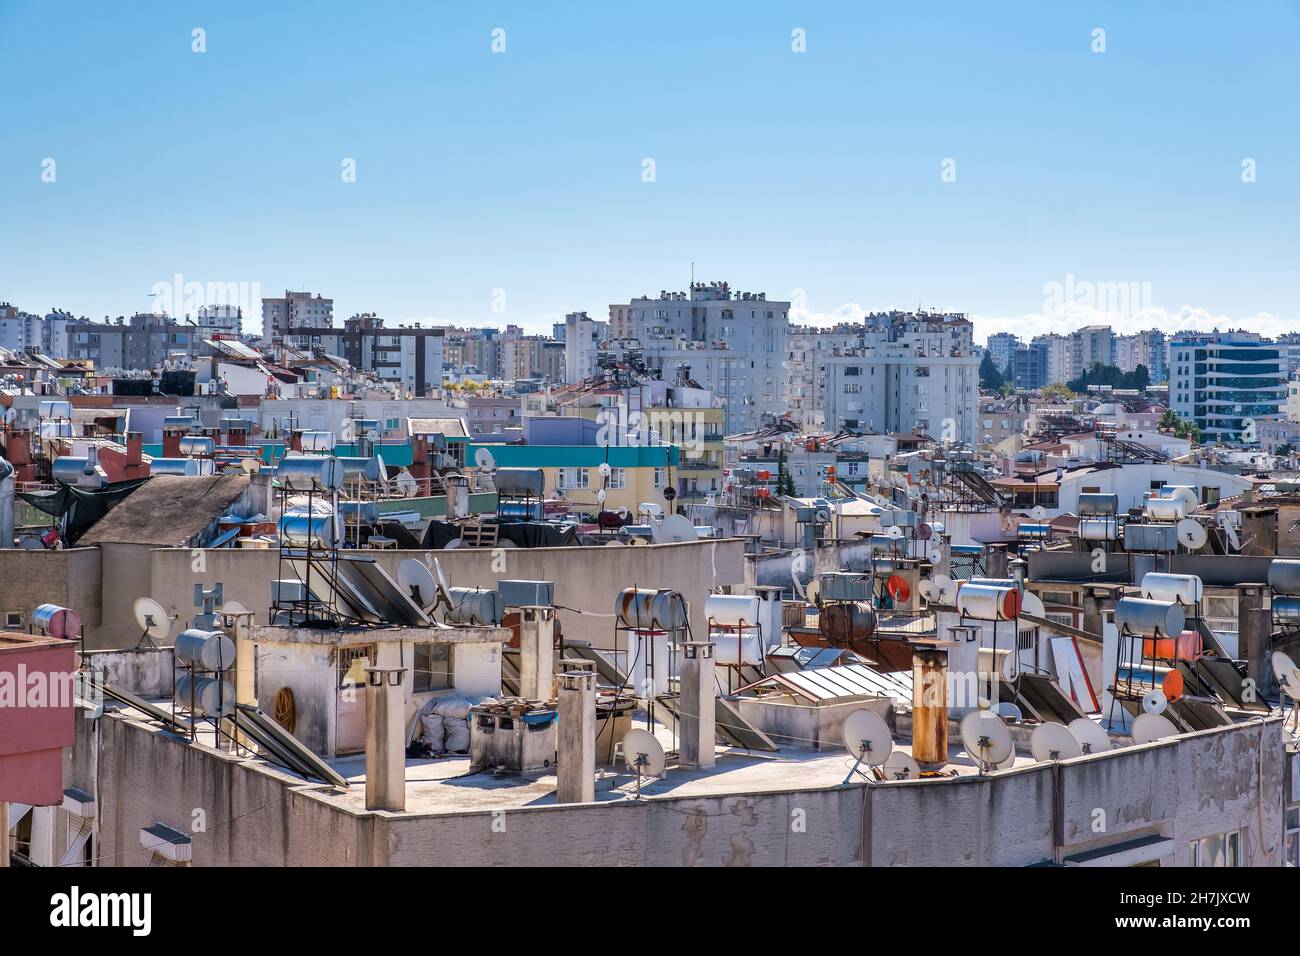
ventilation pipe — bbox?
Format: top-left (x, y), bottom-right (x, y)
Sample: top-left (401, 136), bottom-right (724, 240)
top-left (911, 647), bottom-right (948, 765)
top-left (363, 664), bottom-right (408, 812)
top-left (679, 641), bottom-right (717, 768)
top-left (517, 606), bottom-right (555, 700)
top-left (557, 666), bottom-right (596, 803)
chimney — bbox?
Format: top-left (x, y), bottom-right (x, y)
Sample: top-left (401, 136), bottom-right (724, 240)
top-left (517, 607), bottom-right (555, 700)
top-left (1238, 585), bottom-right (1274, 698)
top-left (288, 429), bottom-right (303, 452)
top-left (556, 665), bottom-right (596, 803)
top-left (162, 428), bottom-right (182, 458)
top-left (363, 665), bottom-right (408, 812)
top-left (911, 647), bottom-right (948, 765)
top-left (984, 543), bottom-right (1009, 580)
top-left (678, 641), bottom-right (716, 768)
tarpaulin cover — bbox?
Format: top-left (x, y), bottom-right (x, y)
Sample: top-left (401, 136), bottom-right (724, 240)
top-left (421, 519), bottom-right (578, 550)
top-left (18, 478), bottom-right (149, 546)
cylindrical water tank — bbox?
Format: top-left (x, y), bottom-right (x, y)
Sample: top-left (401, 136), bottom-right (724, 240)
top-left (616, 588), bottom-right (686, 630)
top-left (178, 435), bottom-right (214, 456)
top-left (174, 628), bottom-right (236, 670)
top-left (1017, 523), bottom-right (1052, 538)
top-left (1145, 497), bottom-right (1188, 521)
top-left (710, 631), bottom-right (765, 665)
top-left (148, 458), bottom-right (202, 476)
top-left (338, 501), bottom-right (379, 525)
top-left (968, 577), bottom-right (1019, 589)
top-left (498, 501), bottom-right (543, 520)
top-left (175, 674), bottom-right (235, 717)
top-left (444, 587), bottom-right (505, 626)
top-left (1078, 493), bottom-right (1118, 516)
top-left (1079, 518), bottom-right (1118, 541)
top-left (704, 594), bottom-right (761, 626)
top-left (33, 603), bottom-right (81, 639)
top-left (278, 456), bottom-right (343, 492)
top-left (300, 430), bottom-right (335, 452)
top-left (1268, 559), bottom-right (1300, 596)
top-left (336, 456), bottom-right (382, 482)
top-left (818, 602), bottom-right (878, 641)
top-left (493, 468), bottom-right (546, 497)
top-left (1114, 597), bottom-right (1185, 637)
top-left (1273, 596), bottom-right (1300, 623)
top-left (51, 457), bottom-right (90, 485)
top-left (957, 583), bottom-right (1021, 621)
top-left (278, 512), bottom-right (337, 548)
top-left (1140, 572), bottom-right (1203, 606)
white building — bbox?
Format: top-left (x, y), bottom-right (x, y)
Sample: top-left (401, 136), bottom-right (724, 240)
top-left (563, 311), bottom-right (604, 383)
top-left (611, 281), bottom-right (789, 435)
top-left (1031, 333), bottom-right (1072, 384)
top-left (986, 332), bottom-right (1020, 376)
top-left (195, 304), bottom-right (243, 337)
top-left (1115, 329), bottom-right (1167, 382)
top-left (0, 303), bottom-right (44, 354)
top-left (262, 290), bottom-right (333, 343)
top-left (1071, 325), bottom-right (1114, 377)
top-left (1169, 332), bottom-right (1284, 444)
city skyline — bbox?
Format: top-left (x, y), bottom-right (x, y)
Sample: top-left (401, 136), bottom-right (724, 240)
top-left (2, 2), bottom-right (1297, 340)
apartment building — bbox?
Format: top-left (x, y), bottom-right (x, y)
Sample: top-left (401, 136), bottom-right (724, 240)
top-left (285, 313), bottom-right (445, 397)
top-left (1169, 331), bottom-right (1285, 443)
top-left (261, 290), bottom-right (333, 343)
top-left (65, 313), bottom-right (199, 370)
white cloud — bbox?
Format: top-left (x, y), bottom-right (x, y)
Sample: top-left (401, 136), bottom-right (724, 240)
top-left (971, 303), bottom-right (1291, 345)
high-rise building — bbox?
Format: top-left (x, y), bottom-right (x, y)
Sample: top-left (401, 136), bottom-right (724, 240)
top-left (195, 304), bottom-right (243, 338)
top-left (1168, 331), bottom-right (1284, 443)
top-left (986, 332), bottom-right (1020, 377)
top-left (1115, 329), bottom-right (1167, 382)
top-left (1071, 325), bottom-right (1115, 378)
top-left (1012, 342), bottom-right (1049, 390)
top-left (1031, 333), bottom-right (1071, 384)
top-left (261, 290), bottom-right (333, 343)
top-left (285, 313), bottom-right (444, 396)
top-left (564, 311), bottom-right (605, 383)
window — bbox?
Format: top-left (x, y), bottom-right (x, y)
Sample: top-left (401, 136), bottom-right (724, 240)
top-left (844, 366), bottom-right (862, 376)
top-left (413, 643), bottom-right (452, 693)
top-left (1190, 830), bottom-right (1243, 867)
top-left (608, 467), bottom-right (626, 490)
top-left (653, 467), bottom-right (667, 488)
top-left (558, 467), bottom-right (589, 489)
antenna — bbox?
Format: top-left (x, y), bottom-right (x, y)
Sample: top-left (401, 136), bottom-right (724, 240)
top-left (622, 728), bottom-right (665, 799)
top-left (959, 710), bottom-right (1013, 773)
top-left (841, 709), bottom-right (893, 779)
top-left (1068, 717), bottom-right (1112, 755)
top-left (133, 597), bottom-right (173, 650)
top-left (1131, 712), bottom-right (1178, 744)
top-left (1030, 722), bottom-right (1081, 761)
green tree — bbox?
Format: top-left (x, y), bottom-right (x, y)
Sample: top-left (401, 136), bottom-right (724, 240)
top-left (979, 353), bottom-right (1004, 391)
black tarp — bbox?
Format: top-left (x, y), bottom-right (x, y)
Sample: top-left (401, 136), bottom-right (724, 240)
top-left (18, 478), bottom-right (149, 546)
top-left (421, 519), bottom-right (578, 550)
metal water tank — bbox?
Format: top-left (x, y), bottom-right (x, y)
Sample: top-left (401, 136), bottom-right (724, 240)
top-left (1139, 573), bottom-right (1203, 606)
top-left (1268, 559), bottom-right (1300, 596)
top-left (1114, 597), bottom-right (1185, 637)
top-left (445, 587), bottom-right (505, 626)
top-left (704, 594), bottom-right (761, 626)
top-left (174, 628), bottom-right (236, 671)
top-left (174, 674), bottom-right (235, 717)
top-left (957, 583), bottom-right (1021, 621)
top-left (616, 588), bottom-right (686, 630)
top-left (493, 468), bottom-right (546, 497)
top-left (1078, 493), bottom-right (1118, 516)
top-left (278, 456), bottom-right (344, 492)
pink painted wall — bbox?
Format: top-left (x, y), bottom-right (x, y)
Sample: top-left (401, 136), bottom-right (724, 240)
top-left (0, 635), bottom-right (76, 805)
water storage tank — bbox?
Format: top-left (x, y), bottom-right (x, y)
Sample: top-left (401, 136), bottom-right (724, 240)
top-left (1268, 559), bottom-right (1300, 596)
top-left (818, 602), bottom-right (878, 641)
top-left (175, 674), bottom-right (235, 718)
top-left (33, 603), bottom-right (81, 639)
top-left (493, 468), bottom-right (545, 497)
top-left (278, 512), bottom-right (337, 548)
top-left (1273, 596), bottom-right (1300, 623)
top-left (1145, 497), bottom-right (1188, 521)
top-left (1017, 523), bottom-right (1051, 538)
top-left (957, 583), bottom-right (1021, 621)
top-left (174, 628), bottom-right (236, 671)
top-left (1079, 518), bottom-right (1118, 541)
top-left (148, 458), bottom-right (203, 476)
top-left (51, 456), bottom-right (91, 485)
top-left (177, 435), bottom-right (215, 456)
top-left (616, 588), bottom-right (687, 630)
top-left (711, 631), bottom-right (765, 665)
top-left (1078, 493), bottom-right (1118, 516)
top-left (336, 456), bottom-right (383, 482)
top-left (278, 456), bottom-right (344, 492)
top-left (444, 587), bottom-right (505, 626)
top-left (300, 431), bottom-right (336, 452)
top-left (337, 501), bottom-right (379, 525)
top-left (704, 594), bottom-right (761, 626)
top-left (1124, 523), bottom-right (1178, 553)
top-left (1140, 572), bottom-right (1203, 606)
top-left (1114, 597), bottom-right (1185, 637)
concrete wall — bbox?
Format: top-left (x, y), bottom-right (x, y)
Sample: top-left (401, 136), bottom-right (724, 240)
top-left (0, 546), bottom-right (101, 634)
top-left (66, 702), bottom-right (1284, 867)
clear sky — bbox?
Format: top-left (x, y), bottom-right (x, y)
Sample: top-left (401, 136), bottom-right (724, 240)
top-left (2, 1), bottom-right (1297, 340)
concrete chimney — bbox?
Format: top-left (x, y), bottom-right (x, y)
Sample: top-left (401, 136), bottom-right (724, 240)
top-left (557, 666), bottom-right (596, 803)
top-left (985, 543), bottom-right (1009, 580)
top-left (678, 641), bottom-right (716, 769)
top-left (363, 665), bottom-right (408, 812)
top-left (518, 606), bottom-right (555, 700)
top-left (911, 646), bottom-right (948, 765)
top-left (1238, 584), bottom-right (1274, 698)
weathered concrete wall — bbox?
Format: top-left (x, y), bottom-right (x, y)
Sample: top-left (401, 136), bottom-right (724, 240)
top-left (83, 646), bottom-right (174, 699)
top-left (0, 546), bottom-right (101, 634)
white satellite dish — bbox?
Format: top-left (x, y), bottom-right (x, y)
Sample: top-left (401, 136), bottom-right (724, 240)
top-left (398, 558), bottom-right (439, 611)
top-left (959, 710), bottom-right (1014, 772)
top-left (221, 600), bottom-right (248, 617)
top-left (133, 597), bottom-right (174, 644)
top-left (474, 447), bottom-right (497, 473)
top-left (598, 462), bottom-right (612, 477)
top-left (933, 574), bottom-right (957, 604)
top-left (1219, 516), bottom-right (1241, 551)
top-left (622, 728), bottom-right (666, 798)
top-left (1030, 722), bottom-right (1082, 761)
top-left (1176, 519), bottom-right (1208, 551)
top-left (928, 548), bottom-right (943, 565)
top-left (1029, 506), bottom-right (1047, 522)
top-left (1067, 718), bottom-right (1112, 755)
top-left (627, 536), bottom-right (649, 546)
top-left (1141, 689), bottom-right (1169, 715)
top-left (596, 488), bottom-right (607, 505)
top-left (655, 514), bottom-right (698, 543)
top-left (1271, 651), bottom-right (1300, 695)
top-left (1131, 712), bottom-right (1178, 744)
top-left (918, 579), bottom-right (937, 602)
top-left (842, 709), bottom-right (893, 770)
top-left (885, 525), bottom-right (904, 540)
top-left (1020, 591), bottom-right (1045, 618)
top-left (882, 751), bottom-right (921, 781)
top-left (240, 458), bottom-right (261, 474)
top-left (993, 701), bottom-right (1023, 721)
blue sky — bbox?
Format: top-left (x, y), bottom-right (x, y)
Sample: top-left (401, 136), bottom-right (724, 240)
top-left (1, 1), bottom-right (1297, 340)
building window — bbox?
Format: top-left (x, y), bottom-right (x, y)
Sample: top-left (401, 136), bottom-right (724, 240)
top-left (558, 467), bottom-right (589, 489)
top-left (607, 467), bottom-right (627, 489)
top-left (413, 643), bottom-right (452, 693)
top-left (653, 467), bottom-right (667, 488)
top-left (1189, 830), bottom-right (1243, 867)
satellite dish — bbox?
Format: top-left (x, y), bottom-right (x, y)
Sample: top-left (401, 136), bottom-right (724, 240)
top-left (1030, 722), bottom-right (1082, 761)
top-left (221, 600), bottom-right (248, 617)
top-left (444, 537), bottom-right (464, 549)
top-left (622, 728), bottom-right (666, 797)
top-left (1019, 591), bottom-right (1045, 618)
top-left (918, 579), bottom-right (937, 602)
top-left (133, 597), bottom-right (173, 643)
top-left (1141, 689), bottom-right (1169, 715)
top-left (655, 514), bottom-right (698, 543)
top-left (841, 709), bottom-right (893, 768)
top-left (604, 539), bottom-right (625, 547)
top-left (885, 574), bottom-right (911, 603)
top-left (627, 536), bottom-right (649, 546)
top-left (474, 447), bottom-right (497, 473)
top-left (882, 751), bottom-right (921, 780)
top-left (596, 488), bottom-right (607, 505)
top-left (1131, 712), bottom-right (1178, 745)
top-left (398, 559), bottom-right (439, 611)
top-left (959, 710), bottom-right (1014, 772)
top-left (1067, 718), bottom-right (1111, 754)
top-left (933, 574), bottom-right (957, 604)
top-left (598, 462), bottom-right (612, 477)
top-left (885, 525), bottom-right (904, 540)
top-left (993, 701), bottom-right (1022, 721)
top-left (916, 522), bottom-right (933, 541)
top-left (240, 458), bottom-right (261, 474)
top-left (1271, 651), bottom-right (1300, 696)
top-left (1029, 505), bottom-right (1047, 522)
top-left (1176, 519), bottom-right (1207, 551)
top-left (928, 548), bottom-right (943, 565)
